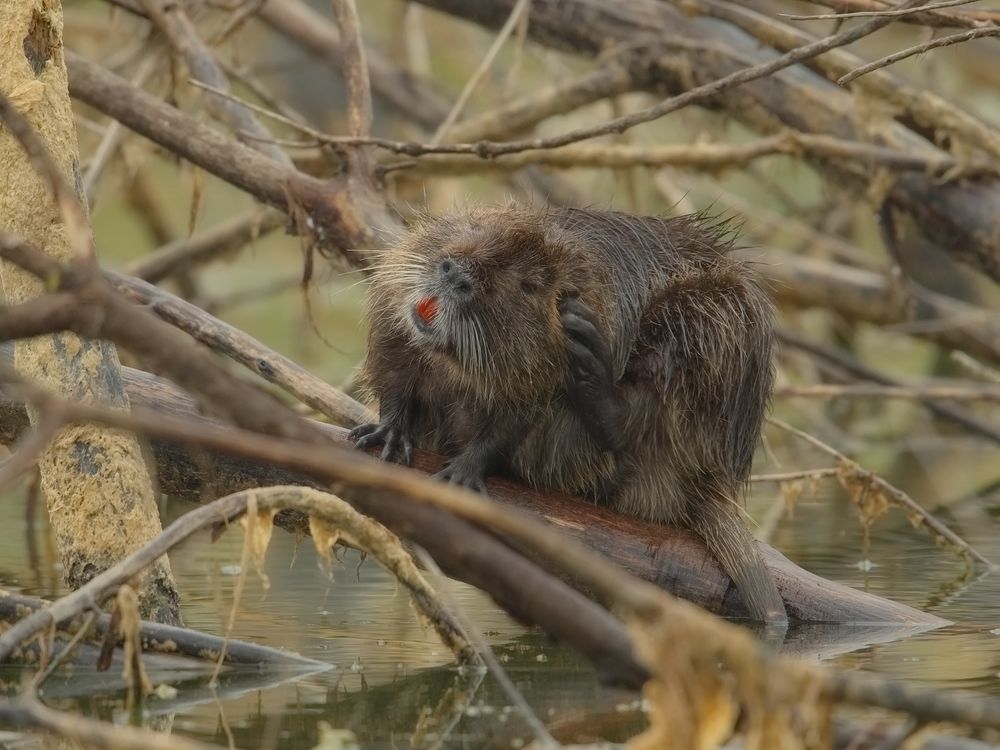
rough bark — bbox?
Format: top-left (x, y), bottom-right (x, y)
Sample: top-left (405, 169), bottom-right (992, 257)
top-left (0, 0), bottom-right (180, 623)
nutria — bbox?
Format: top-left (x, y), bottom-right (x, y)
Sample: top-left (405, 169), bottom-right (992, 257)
top-left (351, 204), bottom-right (786, 624)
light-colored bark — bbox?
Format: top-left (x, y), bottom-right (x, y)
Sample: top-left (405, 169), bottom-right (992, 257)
top-left (0, 0), bottom-right (180, 623)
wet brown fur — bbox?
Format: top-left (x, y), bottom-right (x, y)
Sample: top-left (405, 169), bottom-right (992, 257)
top-left (359, 204), bottom-right (786, 623)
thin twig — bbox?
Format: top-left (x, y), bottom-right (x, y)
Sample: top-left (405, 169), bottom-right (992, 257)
top-left (0, 414), bottom-right (62, 494)
top-left (0, 485), bottom-right (473, 664)
top-left (413, 547), bottom-right (557, 749)
top-left (839, 26), bottom-right (1000, 84)
top-left (768, 418), bottom-right (993, 567)
top-left (32, 610), bottom-right (99, 688)
top-left (775, 383), bottom-right (1000, 402)
top-left (783, 0), bottom-right (981, 21)
top-left (430, 0), bottom-right (531, 145)
top-left (199, 82), bottom-right (992, 178)
top-left (106, 270), bottom-right (375, 427)
top-left (330, 0), bottom-right (373, 138)
top-left (751, 469), bottom-right (840, 483)
top-left (82, 54), bottom-right (159, 204)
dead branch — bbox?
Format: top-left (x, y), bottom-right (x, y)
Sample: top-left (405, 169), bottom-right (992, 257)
top-left (391, 131), bottom-right (990, 176)
top-left (329, 0), bottom-right (373, 139)
top-left (775, 383), bottom-right (1000, 402)
top-left (0, 486), bottom-right (474, 665)
top-left (778, 330), bottom-right (1000, 444)
top-left (762, 251), bottom-right (1000, 365)
top-left (0, 590), bottom-right (329, 670)
top-left (106, 270), bottom-right (374, 426)
top-left (790, 0), bottom-right (1000, 28)
top-left (125, 207), bottom-right (286, 283)
top-left (840, 26), bottom-right (1000, 83)
top-left (138, 0), bottom-right (292, 165)
top-left (66, 51), bottom-right (398, 264)
top-left (769, 418), bottom-right (992, 567)
top-left (785, 0), bottom-right (981, 21)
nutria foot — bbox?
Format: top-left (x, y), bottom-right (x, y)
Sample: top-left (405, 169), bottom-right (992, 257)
top-left (350, 420), bottom-right (414, 464)
top-left (559, 296), bottom-right (627, 452)
top-left (434, 439), bottom-right (502, 493)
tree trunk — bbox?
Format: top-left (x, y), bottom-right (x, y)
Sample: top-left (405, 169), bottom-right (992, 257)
top-left (0, 0), bottom-right (180, 624)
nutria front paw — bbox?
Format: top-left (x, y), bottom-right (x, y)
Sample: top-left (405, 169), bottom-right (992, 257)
top-left (350, 421), bottom-right (414, 465)
top-left (558, 297), bottom-right (627, 453)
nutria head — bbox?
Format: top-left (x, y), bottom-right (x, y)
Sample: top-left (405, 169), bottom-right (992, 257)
top-left (369, 206), bottom-right (593, 404)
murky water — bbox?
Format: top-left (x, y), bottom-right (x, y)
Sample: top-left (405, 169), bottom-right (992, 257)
top-left (1, 470), bottom-right (999, 748)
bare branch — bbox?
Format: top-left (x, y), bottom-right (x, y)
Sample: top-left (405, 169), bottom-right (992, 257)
top-left (126, 207), bottom-right (287, 283)
top-left (330, 0), bottom-right (374, 138)
top-left (430, 0), bottom-right (531, 145)
top-left (783, 0), bottom-right (982, 21)
top-left (840, 26), bottom-right (1000, 84)
top-left (769, 418), bottom-right (992, 567)
top-left (107, 270), bottom-right (375, 427)
top-left (137, 0), bottom-right (292, 165)
top-left (775, 383), bottom-right (1000, 402)
top-left (415, 0), bottom-right (933, 156)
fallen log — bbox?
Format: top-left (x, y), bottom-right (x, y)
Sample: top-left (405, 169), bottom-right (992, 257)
top-left (0, 368), bottom-right (945, 629)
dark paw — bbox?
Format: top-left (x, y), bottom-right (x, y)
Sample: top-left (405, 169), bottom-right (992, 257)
top-left (558, 296), bottom-right (615, 381)
top-left (349, 421), bottom-right (414, 465)
top-left (434, 458), bottom-right (489, 494)
top-left (558, 298), bottom-right (627, 452)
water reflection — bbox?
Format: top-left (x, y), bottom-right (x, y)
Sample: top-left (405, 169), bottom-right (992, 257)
top-left (1, 490), bottom-right (999, 747)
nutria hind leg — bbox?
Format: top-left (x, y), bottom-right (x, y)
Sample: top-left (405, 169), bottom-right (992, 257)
top-left (558, 296), bottom-right (627, 453)
top-left (690, 498), bottom-right (788, 625)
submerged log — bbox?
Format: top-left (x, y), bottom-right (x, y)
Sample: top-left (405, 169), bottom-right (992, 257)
top-left (0, 589), bottom-right (329, 671)
top-left (0, 367), bottom-right (945, 628)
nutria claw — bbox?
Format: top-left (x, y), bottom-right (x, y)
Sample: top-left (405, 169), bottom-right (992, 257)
top-left (435, 461), bottom-right (488, 494)
top-left (559, 298), bottom-right (626, 452)
top-left (349, 421), bottom-right (414, 465)
top-left (558, 297), bottom-right (614, 371)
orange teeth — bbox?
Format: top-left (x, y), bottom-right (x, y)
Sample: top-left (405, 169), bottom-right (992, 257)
top-left (415, 296), bottom-right (439, 325)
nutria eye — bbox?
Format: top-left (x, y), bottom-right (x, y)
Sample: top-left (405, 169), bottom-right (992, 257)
top-left (520, 279), bottom-right (539, 294)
